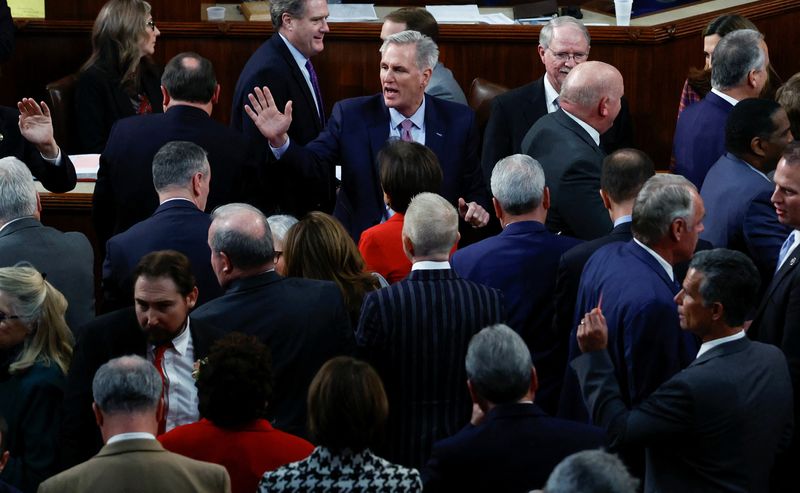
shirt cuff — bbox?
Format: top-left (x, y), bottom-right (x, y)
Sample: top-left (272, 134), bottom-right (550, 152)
top-left (40, 147), bottom-right (62, 166)
top-left (270, 137), bottom-right (290, 159)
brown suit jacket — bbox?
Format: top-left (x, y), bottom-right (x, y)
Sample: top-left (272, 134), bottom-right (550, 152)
top-left (39, 438), bottom-right (230, 493)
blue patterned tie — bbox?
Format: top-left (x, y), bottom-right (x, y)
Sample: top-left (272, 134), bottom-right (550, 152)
top-left (776, 233), bottom-right (796, 273)
top-left (305, 60), bottom-right (325, 125)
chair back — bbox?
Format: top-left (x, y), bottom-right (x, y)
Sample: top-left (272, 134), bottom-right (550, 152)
top-left (45, 74), bottom-right (79, 154)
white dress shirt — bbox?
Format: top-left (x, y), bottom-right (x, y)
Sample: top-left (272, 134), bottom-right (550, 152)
top-left (695, 330), bottom-right (745, 359)
top-left (388, 99), bottom-right (426, 144)
top-left (543, 76), bottom-right (560, 114)
top-left (634, 238), bottom-right (674, 282)
top-left (148, 317), bottom-right (199, 432)
top-left (411, 260), bottom-right (451, 271)
top-left (562, 109), bottom-right (601, 146)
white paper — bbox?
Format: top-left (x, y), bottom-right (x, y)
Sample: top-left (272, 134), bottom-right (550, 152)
top-left (426, 5), bottom-right (480, 23)
top-left (479, 13), bottom-right (515, 25)
top-left (68, 154), bottom-right (100, 180)
top-left (327, 4), bottom-right (377, 22)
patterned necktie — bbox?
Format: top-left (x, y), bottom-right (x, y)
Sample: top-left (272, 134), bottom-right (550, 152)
top-left (400, 119), bottom-right (414, 142)
top-left (776, 233), bottom-right (796, 273)
top-left (553, 97), bottom-right (560, 110)
top-left (305, 60), bottom-right (325, 126)
top-left (152, 342), bottom-right (173, 435)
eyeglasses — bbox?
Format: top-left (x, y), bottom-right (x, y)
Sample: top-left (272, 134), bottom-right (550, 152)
top-left (146, 19), bottom-right (157, 31)
top-left (0, 312), bottom-right (20, 323)
top-left (547, 49), bottom-right (588, 62)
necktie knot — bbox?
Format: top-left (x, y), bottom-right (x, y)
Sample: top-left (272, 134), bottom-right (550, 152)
top-left (553, 97), bottom-right (560, 110)
top-left (777, 233), bottom-right (797, 272)
top-left (400, 119), bottom-right (414, 142)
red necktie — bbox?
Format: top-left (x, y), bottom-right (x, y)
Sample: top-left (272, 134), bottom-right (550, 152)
top-left (152, 343), bottom-right (173, 435)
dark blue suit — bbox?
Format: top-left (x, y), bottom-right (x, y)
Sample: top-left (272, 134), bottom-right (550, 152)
top-left (102, 200), bottom-right (222, 310)
top-left (700, 152), bottom-right (789, 287)
top-left (356, 268), bottom-right (504, 468)
top-left (281, 94), bottom-right (489, 242)
top-left (422, 403), bottom-right (605, 492)
top-left (673, 91), bottom-right (733, 189)
top-left (451, 221), bottom-right (581, 414)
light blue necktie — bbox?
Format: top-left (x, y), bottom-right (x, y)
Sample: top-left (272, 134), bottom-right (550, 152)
top-left (776, 233), bottom-right (796, 273)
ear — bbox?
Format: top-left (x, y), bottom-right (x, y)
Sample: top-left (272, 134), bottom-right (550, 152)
top-left (598, 95), bottom-right (610, 118)
top-left (750, 136), bottom-right (767, 158)
top-left (191, 172), bottom-right (204, 197)
top-left (0, 450), bottom-right (8, 471)
top-left (383, 191), bottom-right (391, 207)
top-left (492, 197), bottom-right (503, 223)
top-left (530, 366), bottom-right (539, 394)
top-left (710, 301), bottom-right (725, 322)
top-left (599, 189), bottom-right (612, 210)
top-left (537, 44), bottom-right (547, 63)
top-left (542, 186), bottom-right (551, 211)
top-left (219, 251), bottom-right (233, 273)
top-left (453, 231), bottom-right (461, 253)
top-left (467, 379), bottom-right (489, 413)
top-left (420, 66), bottom-right (433, 89)
top-left (402, 234), bottom-right (415, 261)
top-left (670, 217), bottom-right (686, 242)
top-left (186, 286), bottom-right (199, 309)
top-left (156, 396), bottom-right (166, 425)
top-left (92, 402), bottom-right (104, 428)
top-left (211, 84), bottom-right (221, 105)
top-left (160, 86), bottom-right (170, 109)
top-left (281, 12), bottom-right (293, 30)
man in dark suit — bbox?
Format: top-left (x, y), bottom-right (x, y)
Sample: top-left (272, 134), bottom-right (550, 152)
top-left (482, 16), bottom-right (632, 182)
top-left (356, 193), bottom-right (505, 468)
top-left (0, 157), bottom-right (93, 331)
top-left (0, 99), bottom-right (76, 193)
top-left (102, 142), bottom-right (222, 312)
top-left (423, 325), bottom-right (604, 492)
top-left (60, 251), bottom-right (224, 469)
top-left (246, 30), bottom-right (490, 242)
top-left (191, 203), bottom-right (353, 438)
top-left (451, 154), bottom-right (581, 415)
top-left (44, 356), bottom-right (231, 493)
top-left (748, 141), bottom-right (800, 491)
top-left (94, 52), bottom-right (259, 250)
top-left (230, 0), bottom-right (332, 216)
top-left (521, 61), bottom-right (623, 240)
top-left (674, 29), bottom-right (769, 188)
top-left (573, 249), bottom-right (792, 493)
top-left (701, 99), bottom-right (792, 288)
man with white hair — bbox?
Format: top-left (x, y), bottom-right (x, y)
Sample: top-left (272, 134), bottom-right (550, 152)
top-left (356, 192), bottom-right (504, 468)
top-left (522, 61), bottom-right (625, 240)
top-left (245, 30), bottom-right (490, 242)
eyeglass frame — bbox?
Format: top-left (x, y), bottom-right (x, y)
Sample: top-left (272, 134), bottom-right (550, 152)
top-left (146, 19), bottom-right (157, 32)
top-left (0, 312), bottom-right (21, 323)
top-left (546, 48), bottom-right (589, 63)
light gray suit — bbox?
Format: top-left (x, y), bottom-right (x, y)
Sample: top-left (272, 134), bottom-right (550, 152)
top-left (427, 63), bottom-right (467, 105)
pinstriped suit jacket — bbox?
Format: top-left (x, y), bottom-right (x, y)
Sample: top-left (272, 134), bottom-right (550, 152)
top-left (356, 268), bottom-right (505, 469)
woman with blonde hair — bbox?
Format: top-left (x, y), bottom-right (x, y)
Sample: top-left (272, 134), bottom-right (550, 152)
top-left (0, 265), bottom-right (74, 492)
top-left (76, 0), bottom-right (163, 152)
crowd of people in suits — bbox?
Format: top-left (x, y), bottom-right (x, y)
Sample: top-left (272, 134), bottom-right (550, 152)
top-left (2, 0), bottom-right (800, 491)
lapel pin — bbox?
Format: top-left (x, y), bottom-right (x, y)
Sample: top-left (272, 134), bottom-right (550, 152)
top-left (0, 133), bottom-right (4, 142)
top-left (435, 132), bottom-right (443, 137)
top-left (791, 257), bottom-right (797, 267)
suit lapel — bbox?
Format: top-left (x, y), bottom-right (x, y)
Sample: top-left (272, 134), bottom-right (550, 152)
top-left (423, 95), bottom-right (446, 159)
top-left (762, 248), bottom-right (800, 304)
top-left (523, 78), bottom-right (548, 128)
top-left (628, 241), bottom-right (679, 294)
top-left (552, 109), bottom-right (604, 157)
top-left (368, 98), bottom-right (392, 217)
top-left (272, 35), bottom-right (322, 131)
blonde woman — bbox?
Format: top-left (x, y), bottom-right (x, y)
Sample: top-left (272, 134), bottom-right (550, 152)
top-left (0, 265), bottom-right (74, 492)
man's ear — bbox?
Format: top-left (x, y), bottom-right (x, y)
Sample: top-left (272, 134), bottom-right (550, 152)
top-left (192, 172), bottom-right (204, 197)
top-left (0, 450), bottom-right (9, 472)
top-left (160, 86), bottom-right (170, 110)
top-left (402, 234), bottom-right (415, 261)
top-left (542, 186), bottom-right (551, 211)
top-left (670, 217), bottom-right (686, 242)
top-left (599, 189), bottom-right (612, 210)
top-left (92, 402), bottom-right (104, 428)
top-left (750, 136), bottom-right (767, 158)
top-left (211, 84), bottom-right (221, 105)
top-left (492, 197), bottom-right (503, 223)
top-left (598, 95), bottom-right (610, 118)
top-left (186, 286), bottom-right (199, 309)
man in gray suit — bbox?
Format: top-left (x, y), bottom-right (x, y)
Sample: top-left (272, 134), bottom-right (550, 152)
top-left (40, 355), bottom-right (230, 493)
top-left (573, 249), bottom-right (793, 493)
top-left (0, 156), bottom-right (93, 332)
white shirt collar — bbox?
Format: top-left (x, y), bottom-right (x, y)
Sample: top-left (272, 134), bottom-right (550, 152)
top-left (710, 88), bottom-right (739, 107)
top-left (633, 238), bottom-right (674, 282)
top-left (614, 215), bottom-right (632, 228)
top-left (149, 317), bottom-right (192, 356)
top-left (389, 97), bottom-right (426, 133)
top-left (696, 330), bottom-right (745, 359)
top-left (543, 76), bottom-right (560, 114)
top-left (562, 109), bottom-right (600, 146)
top-left (106, 432), bottom-right (156, 444)
top-left (726, 153), bottom-right (771, 183)
top-left (0, 216), bottom-right (31, 234)
top-left (777, 230), bottom-right (800, 272)
top-left (411, 260), bottom-right (451, 271)
top-left (159, 197), bottom-right (195, 207)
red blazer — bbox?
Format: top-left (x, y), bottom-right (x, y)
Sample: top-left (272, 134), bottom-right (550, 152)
top-left (359, 214), bottom-right (411, 284)
top-left (159, 418), bottom-right (313, 493)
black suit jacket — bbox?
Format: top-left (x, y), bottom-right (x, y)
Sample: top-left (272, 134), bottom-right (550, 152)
top-left (59, 308), bottom-right (222, 470)
top-left (573, 337), bottom-right (793, 493)
top-left (481, 77), bottom-right (633, 185)
top-left (521, 109), bottom-right (612, 240)
top-left (0, 106), bottom-right (76, 193)
top-left (190, 271), bottom-right (353, 438)
top-left (93, 105), bottom-right (259, 250)
top-left (230, 33), bottom-right (331, 216)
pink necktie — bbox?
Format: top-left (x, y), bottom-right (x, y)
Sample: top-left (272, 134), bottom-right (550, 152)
top-left (400, 119), bottom-right (414, 142)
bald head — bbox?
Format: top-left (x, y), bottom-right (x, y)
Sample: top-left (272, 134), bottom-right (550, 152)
top-left (559, 61), bottom-right (624, 134)
top-left (208, 203), bottom-right (274, 285)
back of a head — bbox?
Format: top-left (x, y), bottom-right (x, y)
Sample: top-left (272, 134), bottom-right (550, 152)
top-left (151, 141), bottom-right (209, 194)
top-left (378, 140), bottom-right (443, 215)
top-left (777, 72), bottom-right (800, 140)
top-left (380, 30), bottom-right (439, 73)
top-left (161, 52), bottom-right (217, 103)
top-left (283, 212), bottom-right (362, 279)
top-left (632, 174), bottom-right (696, 246)
top-left (0, 157), bottom-right (37, 224)
top-left (560, 61), bottom-right (620, 110)
top-left (403, 192), bottom-right (458, 258)
top-left (491, 154), bottom-right (545, 215)
top-left (688, 249), bottom-right (760, 327)
top-left (197, 333), bottom-right (273, 428)
top-left (133, 250), bottom-right (196, 297)
top-left (93, 355), bottom-right (162, 416)
top-left (87, 0), bottom-right (151, 75)
top-left (725, 98), bottom-right (783, 158)
top-left (704, 14), bottom-right (758, 37)
top-left (601, 149), bottom-right (656, 204)
top-left (544, 450), bottom-right (639, 493)
top-left (210, 203), bottom-right (274, 270)
top-left (711, 29), bottom-right (765, 91)
top-left (307, 356), bottom-right (388, 453)
top-left (385, 7), bottom-right (438, 42)
top-left (539, 16), bottom-right (590, 49)
top-left (267, 214), bottom-right (299, 250)
top-left (466, 325), bottom-right (532, 405)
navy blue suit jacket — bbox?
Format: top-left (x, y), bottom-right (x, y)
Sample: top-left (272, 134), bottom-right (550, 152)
top-left (673, 91), bottom-right (733, 188)
top-left (356, 268), bottom-right (504, 468)
top-left (700, 152), bottom-right (789, 286)
top-left (102, 200), bottom-right (222, 311)
top-left (451, 221), bottom-right (581, 414)
top-left (559, 241), bottom-right (698, 422)
top-left (423, 403), bottom-right (605, 492)
top-left (281, 94), bottom-right (490, 242)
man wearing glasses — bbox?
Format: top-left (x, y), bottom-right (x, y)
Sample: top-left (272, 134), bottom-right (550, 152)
top-left (481, 16), bottom-right (632, 184)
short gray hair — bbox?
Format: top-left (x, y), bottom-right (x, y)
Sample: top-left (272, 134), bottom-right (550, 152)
top-left (491, 154), bottom-right (545, 215)
top-left (545, 450), bottom-right (639, 493)
top-left (92, 355), bottom-right (162, 415)
top-left (380, 30), bottom-right (439, 72)
top-left (402, 192), bottom-right (458, 257)
top-left (539, 16), bottom-right (590, 49)
top-left (270, 0), bottom-right (306, 27)
top-left (267, 214), bottom-right (299, 251)
top-left (466, 325), bottom-right (532, 404)
top-left (210, 203), bottom-right (274, 269)
top-left (632, 174), bottom-right (696, 246)
top-left (0, 157), bottom-right (37, 224)
top-left (152, 141), bottom-right (209, 193)
top-left (711, 29), bottom-right (765, 90)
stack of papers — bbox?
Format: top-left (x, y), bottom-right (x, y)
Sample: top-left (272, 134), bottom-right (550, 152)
top-left (327, 4), bottom-right (378, 22)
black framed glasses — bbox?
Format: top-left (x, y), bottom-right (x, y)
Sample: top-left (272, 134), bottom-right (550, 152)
top-left (0, 312), bottom-right (20, 323)
top-left (146, 19), bottom-right (157, 31)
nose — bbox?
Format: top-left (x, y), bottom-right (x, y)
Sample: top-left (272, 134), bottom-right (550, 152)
top-left (155, 26), bottom-right (161, 37)
top-left (564, 57), bottom-right (578, 68)
top-left (771, 186), bottom-right (781, 205)
top-left (320, 18), bottom-right (330, 33)
top-left (674, 289), bottom-right (684, 305)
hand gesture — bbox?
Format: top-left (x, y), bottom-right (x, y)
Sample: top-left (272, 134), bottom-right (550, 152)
top-left (244, 86), bottom-right (292, 148)
top-left (458, 198), bottom-right (490, 228)
top-left (17, 98), bottom-right (59, 158)
top-left (577, 307), bottom-right (608, 353)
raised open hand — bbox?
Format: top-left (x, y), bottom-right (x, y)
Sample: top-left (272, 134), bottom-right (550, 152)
top-left (244, 86), bottom-right (293, 148)
top-left (18, 98), bottom-right (59, 158)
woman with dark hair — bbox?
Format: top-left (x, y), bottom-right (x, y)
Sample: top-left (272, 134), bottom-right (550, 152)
top-left (358, 140), bottom-right (443, 283)
top-left (259, 356), bottom-right (422, 492)
top-left (159, 333), bottom-right (313, 493)
top-left (76, 0), bottom-right (163, 152)
top-left (0, 266), bottom-right (73, 493)
top-left (283, 212), bottom-right (381, 324)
